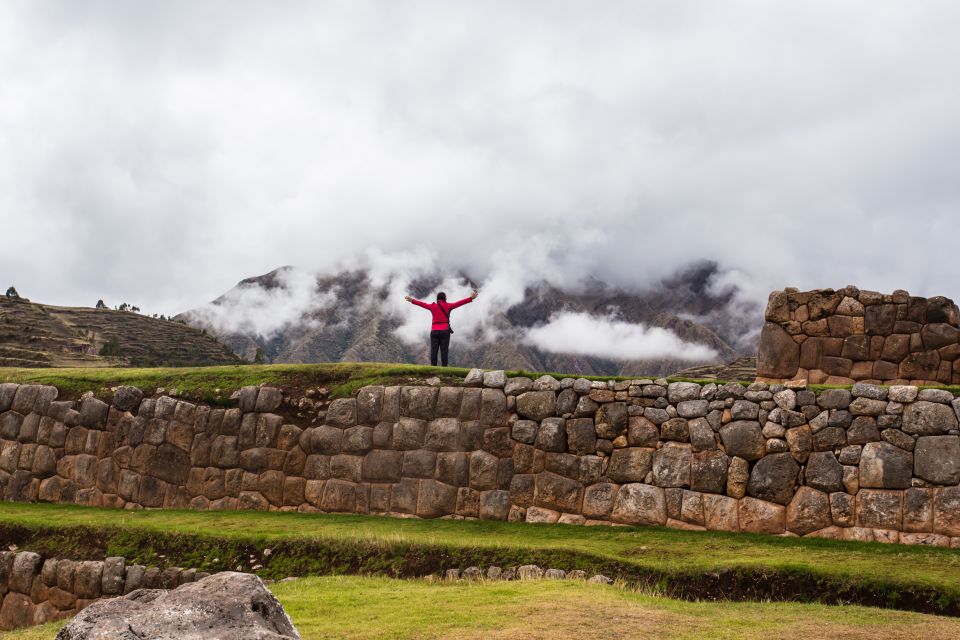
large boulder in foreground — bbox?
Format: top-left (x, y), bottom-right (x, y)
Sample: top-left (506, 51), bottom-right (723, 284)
top-left (56, 572), bottom-right (300, 640)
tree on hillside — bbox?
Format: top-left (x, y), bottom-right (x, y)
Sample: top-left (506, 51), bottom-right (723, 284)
top-left (99, 336), bottom-right (123, 357)
top-left (5, 287), bottom-right (19, 298)
top-left (95, 299), bottom-right (107, 309)
top-left (254, 347), bottom-right (266, 364)
top-left (118, 303), bottom-right (129, 312)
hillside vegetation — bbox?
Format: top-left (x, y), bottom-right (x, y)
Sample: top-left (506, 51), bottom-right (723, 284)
top-left (0, 296), bottom-right (240, 368)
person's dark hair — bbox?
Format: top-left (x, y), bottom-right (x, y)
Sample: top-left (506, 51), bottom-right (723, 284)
top-left (436, 292), bottom-right (447, 301)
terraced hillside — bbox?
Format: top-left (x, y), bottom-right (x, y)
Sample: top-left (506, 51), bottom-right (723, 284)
top-left (0, 296), bottom-right (240, 368)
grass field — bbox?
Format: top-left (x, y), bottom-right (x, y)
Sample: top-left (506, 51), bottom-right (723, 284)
top-left (1, 502), bottom-right (959, 609)
top-left (0, 362), bottom-right (638, 404)
top-left (6, 576), bottom-right (960, 640)
top-left (2, 363), bottom-right (958, 406)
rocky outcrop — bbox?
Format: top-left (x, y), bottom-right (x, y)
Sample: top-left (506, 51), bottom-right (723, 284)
top-left (1, 375), bottom-right (959, 548)
top-left (757, 287), bottom-right (960, 386)
top-left (56, 572), bottom-right (300, 640)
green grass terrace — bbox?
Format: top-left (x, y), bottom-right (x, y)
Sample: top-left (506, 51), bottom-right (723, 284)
top-left (0, 502), bottom-right (958, 615)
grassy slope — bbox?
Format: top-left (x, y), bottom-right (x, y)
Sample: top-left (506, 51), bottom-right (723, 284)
top-left (7, 576), bottom-right (960, 640)
top-left (2, 364), bottom-right (957, 405)
top-left (0, 362), bottom-right (636, 403)
top-left (1, 503), bottom-right (958, 595)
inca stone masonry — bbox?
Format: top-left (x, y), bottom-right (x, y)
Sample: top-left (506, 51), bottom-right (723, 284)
top-left (1, 368), bottom-right (959, 546)
top-left (758, 287), bottom-right (960, 385)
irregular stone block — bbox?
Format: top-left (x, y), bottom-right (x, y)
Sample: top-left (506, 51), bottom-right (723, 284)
top-left (934, 486), bottom-right (960, 536)
top-left (610, 483), bottom-right (666, 526)
top-left (607, 448), bottom-right (654, 484)
top-left (738, 497), bottom-right (786, 534)
top-left (703, 494), bottom-right (739, 532)
top-left (516, 391), bottom-right (556, 422)
top-left (786, 487), bottom-right (832, 535)
top-left (720, 421), bottom-right (765, 461)
top-left (859, 441), bottom-right (913, 489)
top-left (652, 443), bottom-right (691, 488)
top-left (534, 418), bottom-right (566, 453)
top-left (690, 450), bottom-right (729, 495)
top-left (913, 435), bottom-right (960, 485)
top-left (806, 451), bottom-right (844, 493)
top-left (746, 452), bottom-right (799, 505)
top-left (856, 489), bottom-right (902, 530)
top-left (582, 483), bottom-right (618, 519)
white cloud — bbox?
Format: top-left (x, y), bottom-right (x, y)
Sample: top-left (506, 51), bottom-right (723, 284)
top-left (524, 311), bottom-right (718, 361)
top-left (1, 1), bottom-right (959, 317)
top-left (185, 267), bottom-right (335, 337)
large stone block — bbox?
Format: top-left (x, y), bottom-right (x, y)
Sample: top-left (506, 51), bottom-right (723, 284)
top-left (738, 497), bottom-right (785, 534)
top-left (652, 443), bottom-right (692, 488)
top-left (436, 452), bottom-right (469, 486)
top-left (424, 418), bottom-right (460, 452)
top-left (78, 397), bottom-right (110, 429)
top-left (9, 552), bottom-right (42, 594)
top-left (859, 441), bottom-right (913, 489)
top-left (805, 451), bottom-right (844, 493)
top-left (786, 487), bottom-right (831, 535)
top-left (607, 448), bottom-right (654, 483)
top-left (934, 486), bottom-right (960, 536)
top-left (0, 592), bottom-right (35, 630)
top-left (391, 418), bottom-right (426, 450)
top-left (703, 494), bottom-right (739, 532)
top-left (690, 450), bottom-right (729, 494)
top-left (610, 483), bottom-right (667, 526)
top-left (582, 483), bottom-right (618, 518)
top-left (361, 450), bottom-right (402, 483)
top-left (856, 489), bottom-right (902, 530)
top-left (746, 453), bottom-right (799, 505)
top-left (534, 418), bottom-right (566, 453)
top-left (469, 451), bottom-right (499, 490)
top-left (74, 560), bottom-right (104, 599)
top-left (565, 418), bottom-right (597, 455)
top-left (479, 489), bottom-right (511, 520)
top-left (595, 402), bottom-right (629, 439)
top-left (903, 401), bottom-right (958, 435)
top-left (904, 487), bottom-right (934, 532)
top-left (534, 471), bottom-right (582, 512)
top-left (913, 436), bottom-right (960, 485)
top-left (400, 387), bottom-right (437, 420)
top-left (416, 480), bottom-right (457, 518)
top-left (356, 386), bottom-right (384, 424)
top-left (516, 391), bottom-right (557, 422)
top-left (479, 389), bottom-right (508, 427)
top-left (757, 322), bottom-right (800, 378)
top-left (720, 421), bottom-right (765, 461)
top-left (321, 479), bottom-right (358, 512)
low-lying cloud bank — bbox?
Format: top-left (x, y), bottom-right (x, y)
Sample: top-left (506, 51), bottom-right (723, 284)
top-left (185, 249), bottom-right (738, 364)
top-left (523, 311), bottom-right (718, 361)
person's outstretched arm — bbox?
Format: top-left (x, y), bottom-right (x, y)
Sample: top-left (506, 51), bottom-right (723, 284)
top-left (405, 295), bottom-right (431, 309)
top-left (446, 290), bottom-right (479, 310)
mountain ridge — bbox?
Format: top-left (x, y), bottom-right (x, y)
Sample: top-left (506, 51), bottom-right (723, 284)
top-left (180, 261), bottom-right (759, 377)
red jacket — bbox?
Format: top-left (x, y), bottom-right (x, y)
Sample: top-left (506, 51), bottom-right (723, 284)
top-left (410, 297), bottom-right (473, 330)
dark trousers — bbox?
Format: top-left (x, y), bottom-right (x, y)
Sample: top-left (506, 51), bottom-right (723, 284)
top-left (430, 329), bottom-right (451, 366)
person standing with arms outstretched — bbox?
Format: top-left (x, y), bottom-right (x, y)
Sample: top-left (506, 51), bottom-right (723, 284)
top-left (405, 289), bottom-right (478, 366)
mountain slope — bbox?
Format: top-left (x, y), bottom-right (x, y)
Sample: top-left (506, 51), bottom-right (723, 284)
top-left (0, 296), bottom-right (240, 368)
top-left (181, 262), bottom-right (758, 376)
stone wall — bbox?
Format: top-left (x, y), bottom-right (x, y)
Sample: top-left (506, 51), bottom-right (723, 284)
top-left (1, 375), bottom-right (960, 547)
top-left (0, 550), bottom-right (209, 630)
top-left (757, 287), bottom-right (960, 385)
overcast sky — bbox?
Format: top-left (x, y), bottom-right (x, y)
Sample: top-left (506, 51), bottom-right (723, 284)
top-left (2, 1), bottom-right (959, 317)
